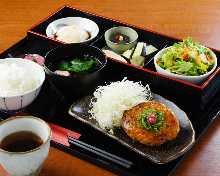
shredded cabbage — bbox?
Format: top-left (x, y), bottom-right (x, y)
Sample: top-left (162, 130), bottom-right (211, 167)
top-left (89, 78), bottom-right (152, 130)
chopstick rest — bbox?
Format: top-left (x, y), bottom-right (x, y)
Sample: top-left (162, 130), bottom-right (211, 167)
top-left (49, 123), bottom-right (81, 147)
top-left (0, 113), bottom-right (82, 147)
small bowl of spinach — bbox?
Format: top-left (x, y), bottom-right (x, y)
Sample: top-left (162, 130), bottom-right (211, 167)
top-left (45, 45), bottom-right (107, 99)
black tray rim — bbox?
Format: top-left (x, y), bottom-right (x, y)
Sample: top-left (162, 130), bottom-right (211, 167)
top-left (27, 5), bottom-right (220, 91)
top-left (0, 36), bottom-right (220, 176)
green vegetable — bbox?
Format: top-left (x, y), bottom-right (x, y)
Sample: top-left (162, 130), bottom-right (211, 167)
top-left (157, 38), bottom-right (215, 76)
top-left (171, 61), bottom-right (194, 75)
top-left (58, 61), bottom-right (70, 71)
top-left (58, 58), bottom-right (97, 73)
top-left (130, 56), bottom-right (145, 66)
top-left (139, 108), bottom-right (164, 132)
top-left (132, 42), bottom-right (144, 58)
top-left (145, 45), bottom-right (158, 55)
top-left (122, 49), bottom-right (133, 59)
top-left (161, 50), bottom-right (176, 68)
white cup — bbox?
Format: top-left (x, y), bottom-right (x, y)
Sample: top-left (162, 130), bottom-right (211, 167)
top-left (0, 116), bottom-right (51, 176)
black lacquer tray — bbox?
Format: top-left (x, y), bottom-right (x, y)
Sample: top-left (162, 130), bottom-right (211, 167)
top-left (1, 5), bottom-right (220, 176)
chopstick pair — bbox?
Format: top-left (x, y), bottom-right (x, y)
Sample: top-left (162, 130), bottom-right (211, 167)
top-left (68, 136), bottom-right (133, 169)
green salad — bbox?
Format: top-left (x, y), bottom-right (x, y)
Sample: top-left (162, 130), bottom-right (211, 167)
top-left (157, 38), bottom-right (215, 76)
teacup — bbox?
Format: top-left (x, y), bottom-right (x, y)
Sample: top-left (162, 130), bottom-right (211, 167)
top-left (0, 116), bottom-right (51, 176)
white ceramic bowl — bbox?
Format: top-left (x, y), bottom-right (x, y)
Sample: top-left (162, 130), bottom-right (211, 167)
top-left (0, 116), bottom-right (51, 176)
top-left (154, 47), bottom-right (218, 84)
top-left (46, 17), bottom-right (99, 44)
top-left (0, 58), bottom-right (45, 111)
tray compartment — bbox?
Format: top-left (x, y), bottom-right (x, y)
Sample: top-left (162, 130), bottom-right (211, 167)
top-left (28, 6), bottom-right (175, 48)
top-left (90, 33), bottom-right (164, 65)
top-left (27, 6), bottom-right (220, 109)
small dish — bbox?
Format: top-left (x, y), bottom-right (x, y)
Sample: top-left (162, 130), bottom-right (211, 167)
top-left (154, 46), bottom-right (218, 84)
top-left (44, 45), bottom-right (107, 99)
top-left (104, 26), bottom-right (138, 54)
top-left (0, 58), bottom-right (45, 111)
top-left (46, 17), bottom-right (99, 44)
top-left (69, 93), bottom-right (195, 164)
top-left (0, 116), bottom-right (51, 176)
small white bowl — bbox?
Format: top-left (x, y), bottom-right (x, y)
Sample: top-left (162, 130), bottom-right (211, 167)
top-left (154, 47), bottom-right (218, 84)
top-left (0, 58), bottom-right (45, 111)
top-left (104, 26), bottom-right (138, 53)
top-left (0, 116), bottom-right (51, 176)
top-left (46, 17), bottom-right (99, 44)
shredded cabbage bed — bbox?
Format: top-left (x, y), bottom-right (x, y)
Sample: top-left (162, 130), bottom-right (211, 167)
top-left (89, 78), bottom-right (152, 131)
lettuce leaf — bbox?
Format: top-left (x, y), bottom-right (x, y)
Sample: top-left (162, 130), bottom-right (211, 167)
top-left (171, 61), bottom-right (193, 75)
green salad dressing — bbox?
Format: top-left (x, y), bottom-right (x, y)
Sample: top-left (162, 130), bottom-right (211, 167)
top-left (139, 108), bottom-right (164, 132)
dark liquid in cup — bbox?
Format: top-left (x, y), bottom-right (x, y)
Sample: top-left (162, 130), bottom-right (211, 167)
top-left (0, 131), bottom-right (43, 152)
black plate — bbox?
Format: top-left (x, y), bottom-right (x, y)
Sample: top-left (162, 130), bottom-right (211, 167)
top-left (69, 94), bottom-right (195, 164)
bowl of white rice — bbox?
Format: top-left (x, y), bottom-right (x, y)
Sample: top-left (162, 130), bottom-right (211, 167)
top-left (0, 58), bottom-right (45, 111)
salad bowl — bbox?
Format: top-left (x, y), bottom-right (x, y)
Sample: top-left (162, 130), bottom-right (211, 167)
top-left (154, 46), bottom-right (217, 84)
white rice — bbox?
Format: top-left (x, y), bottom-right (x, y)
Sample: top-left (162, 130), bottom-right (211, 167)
top-left (0, 62), bottom-right (40, 96)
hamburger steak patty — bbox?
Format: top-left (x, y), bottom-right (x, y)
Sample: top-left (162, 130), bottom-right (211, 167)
top-left (121, 101), bottom-right (180, 145)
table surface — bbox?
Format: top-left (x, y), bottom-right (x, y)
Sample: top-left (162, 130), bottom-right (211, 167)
top-left (1, 0), bottom-right (220, 176)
